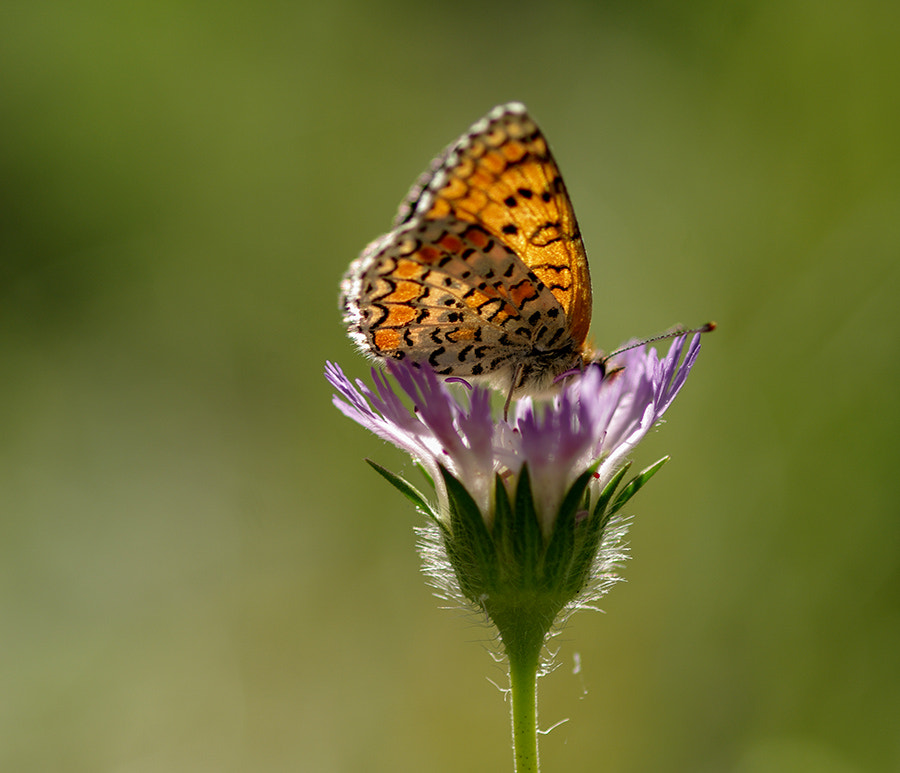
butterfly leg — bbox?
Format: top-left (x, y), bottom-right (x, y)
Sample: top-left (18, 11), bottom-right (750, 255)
top-left (503, 363), bottom-right (526, 421)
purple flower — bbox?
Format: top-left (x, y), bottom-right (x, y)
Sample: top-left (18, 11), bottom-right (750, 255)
top-left (325, 333), bottom-right (703, 534)
top-left (327, 330), bottom-right (708, 663)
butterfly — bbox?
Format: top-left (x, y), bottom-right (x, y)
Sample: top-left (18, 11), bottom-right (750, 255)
top-left (340, 102), bottom-right (598, 402)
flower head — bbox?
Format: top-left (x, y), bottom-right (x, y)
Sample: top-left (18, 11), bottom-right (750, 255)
top-left (327, 333), bottom-right (701, 529)
top-left (326, 333), bottom-right (704, 649)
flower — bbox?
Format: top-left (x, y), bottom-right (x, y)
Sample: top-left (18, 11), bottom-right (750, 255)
top-left (325, 332), bottom-right (704, 630)
top-left (328, 330), bottom-right (708, 773)
top-left (327, 333), bottom-right (700, 524)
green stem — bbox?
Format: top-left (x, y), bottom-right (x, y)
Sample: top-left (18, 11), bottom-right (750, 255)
top-left (505, 630), bottom-right (543, 773)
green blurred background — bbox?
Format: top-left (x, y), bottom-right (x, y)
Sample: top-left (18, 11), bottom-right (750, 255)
top-left (2, 1), bottom-right (898, 771)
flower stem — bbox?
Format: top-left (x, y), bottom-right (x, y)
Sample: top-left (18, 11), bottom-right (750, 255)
top-left (505, 629), bottom-right (543, 773)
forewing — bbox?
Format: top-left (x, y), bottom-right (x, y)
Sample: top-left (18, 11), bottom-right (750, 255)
top-left (393, 103), bottom-right (592, 347)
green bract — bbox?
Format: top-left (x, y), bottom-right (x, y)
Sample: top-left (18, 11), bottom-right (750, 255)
top-left (371, 456), bottom-right (668, 646)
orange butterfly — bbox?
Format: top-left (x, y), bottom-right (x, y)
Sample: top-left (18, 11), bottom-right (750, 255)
top-left (341, 103), bottom-right (598, 399)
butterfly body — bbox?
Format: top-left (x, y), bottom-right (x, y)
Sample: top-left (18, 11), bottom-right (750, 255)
top-left (341, 103), bottom-right (595, 397)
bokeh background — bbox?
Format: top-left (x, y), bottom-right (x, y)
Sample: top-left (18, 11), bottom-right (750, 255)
top-left (3, 2), bottom-right (899, 771)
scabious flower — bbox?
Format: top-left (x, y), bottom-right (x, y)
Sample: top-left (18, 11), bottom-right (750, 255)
top-left (326, 332), bottom-right (702, 627)
top-left (326, 333), bottom-right (704, 772)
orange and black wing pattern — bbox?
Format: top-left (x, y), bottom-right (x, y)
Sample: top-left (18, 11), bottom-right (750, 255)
top-left (341, 104), bottom-right (593, 395)
top-left (394, 103), bottom-right (592, 349)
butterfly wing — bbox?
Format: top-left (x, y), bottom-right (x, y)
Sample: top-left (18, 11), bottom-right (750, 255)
top-left (341, 217), bottom-right (579, 390)
top-left (393, 102), bottom-right (592, 349)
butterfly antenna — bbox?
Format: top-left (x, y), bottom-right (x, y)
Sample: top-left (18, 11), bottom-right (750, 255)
top-left (604, 322), bottom-right (716, 362)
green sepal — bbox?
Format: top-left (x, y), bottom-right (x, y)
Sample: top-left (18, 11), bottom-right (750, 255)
top-left (491, 473), bottom-right (517, 581)
top-left (365, 459), bottom-right (439, 526)
top-left (555, 463), bottom-right (631, 597)
top-left (609, 457), bottom-right (669, 517)
top-left (440, 465), bottom-right (496, 600)
top-left (541, 468), bottom-right (595, 592)
top-left (592, 462), bottom-right (632, 526)
top-left (511, 465), bottom-right (543, 585)
top-left (415, 462), bottom-right (435, 491)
